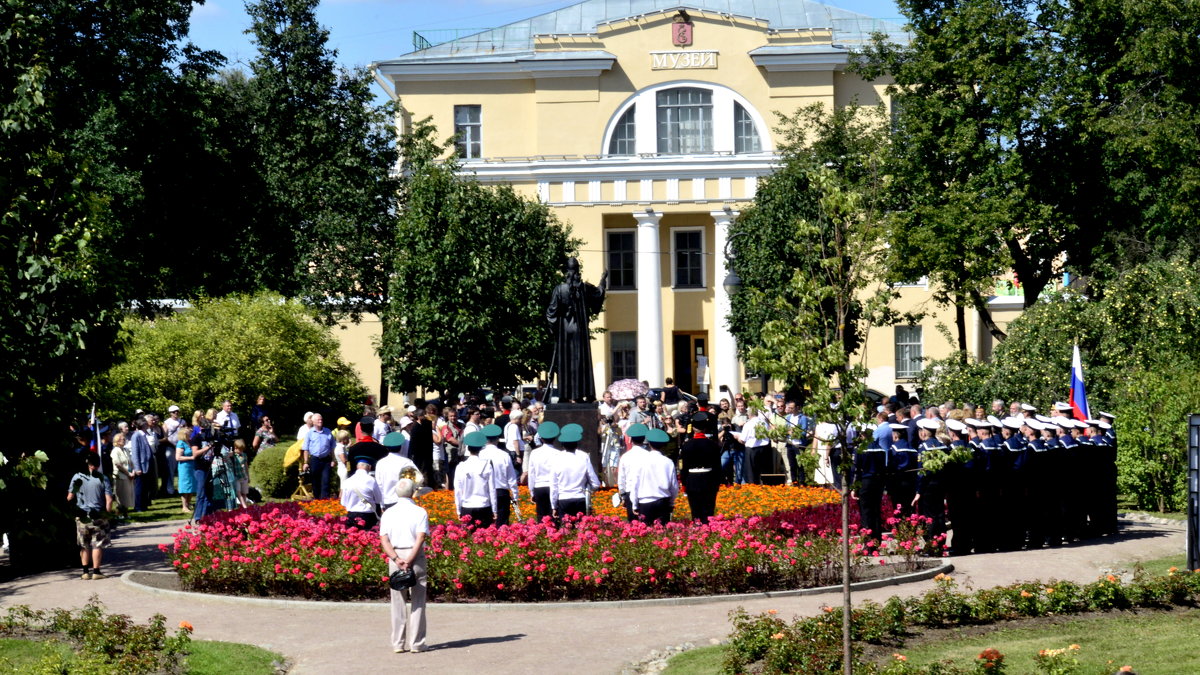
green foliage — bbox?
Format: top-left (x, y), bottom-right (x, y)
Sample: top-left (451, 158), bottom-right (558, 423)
top-left (0, 598), bottom-right (191, 674)
top-left (248, 443), bottom-right (297, 499)
top-left (378, 119), bottom-right (578, 395)
top-left (85, 293), bottom-right (365, 425)
top-left (1112, 362), bottom-right (1200, 512)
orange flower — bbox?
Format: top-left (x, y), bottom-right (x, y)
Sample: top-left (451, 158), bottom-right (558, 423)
top-left (1045, 587), bottom-right (1055, 594)
top-left (1020, 590), bottom-right (1032, 598)
top-left (1106, 574), bottom-right (1118, 583)
top-left (893, 653), bottom-right (907, 661)
top-left (1069, 644), bottom-right (1080, 651)
top-left (767, 609), bottom-right (778, 615)
top-left (1120, 666), bottom-right (1134, 672)
top-left (179, 620), bottom-right (194, 632)
top-left (770, 632), bottom-right (785, 640)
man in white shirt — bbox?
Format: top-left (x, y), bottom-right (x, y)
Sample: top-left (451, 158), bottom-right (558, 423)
top-left (479, 423), bottom-right (519, 526)
top-left (379, 478), bottom-right (429, 653)
top-left (376, 433), bottom-right (418, 510)
top-left (524, 420), bottom-right (559, 522)
top-left (340, 455), bottom-right (384, 530)
top-left (453, 432), bottom-right (496, 528)
top-left (214, 400), bottom-right (241, 431)
top-left (617, 423), bottom-right (650, 522)
top-left (736, 409), bottom-right (771, 485)
top-left (374, 406), bottom-right (395, 443)
top-left (504, 410), bottom-right (527, 470)
top-left (551, 424), bottom-right (600, 519)
top-left (629, 427), bottom-right (678, 524)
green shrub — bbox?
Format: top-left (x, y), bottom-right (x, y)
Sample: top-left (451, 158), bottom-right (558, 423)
top-left (249, 444), bottom-right (296, 499)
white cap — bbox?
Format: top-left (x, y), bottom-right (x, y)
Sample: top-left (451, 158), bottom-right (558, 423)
top-left (945, 419), bottom-right (967, 433)
top-left (1054, 401), bottom-right (1073, 412)
top-left (889, 423), bottom-right (908, 431)
top-left (1025, 419), bottom-right (1044, 431)
top-left (1054, 418), bottom-right (1074, 428)
top-left (397, 415), bottom-right (414, 428)
top-left (1098, 411), bottom-right (1115, 420)
top-left (986, 415), bottom-right (1002, 427)
top-left (406, 405), bottom-right (417, 413)
top-left (1020, 403), bottom-right (1037, 412)
top-left (965, 418), bottom-right (982, 428)
top-left (1001, 417), bottom-right (1023, 430)
top-left (916, 418), bottom-right (940, 431)
top-left (1035, 414), bottom-right (1053, 423)
top-left (168, 405), bottom-right (180, 412)
top-left (1098, 420), bottom-right (1112, 430)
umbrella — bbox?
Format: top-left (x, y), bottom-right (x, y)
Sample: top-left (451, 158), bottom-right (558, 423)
top-left (608, 378), bottom-right (649, 401)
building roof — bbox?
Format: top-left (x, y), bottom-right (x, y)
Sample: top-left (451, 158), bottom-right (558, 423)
top-left (377, 0), bottom-right (908, 65)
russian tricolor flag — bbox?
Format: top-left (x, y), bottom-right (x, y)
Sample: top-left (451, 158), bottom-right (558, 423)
top-left (1069, 344), bottom-right (1090, 420)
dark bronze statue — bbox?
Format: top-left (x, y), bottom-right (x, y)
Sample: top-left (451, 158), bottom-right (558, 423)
top-left (546, 257), bottom-right (607, 402)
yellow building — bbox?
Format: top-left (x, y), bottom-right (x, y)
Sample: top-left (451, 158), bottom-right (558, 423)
top-left (351, 1), bottom-right (1020, 402)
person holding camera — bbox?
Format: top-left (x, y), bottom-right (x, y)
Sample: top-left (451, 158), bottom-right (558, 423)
top-left (380, 478), bottom-right (428, 653)
top-left (68, 453), bottom-right (113, 579)
top-left (301, 414), bottom-right (337, 499)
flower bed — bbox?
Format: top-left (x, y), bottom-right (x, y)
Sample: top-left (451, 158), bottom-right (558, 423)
top-left (297, 484), bottom-right (842, 525)
top-left (162, 497), bottom-right (938, 602)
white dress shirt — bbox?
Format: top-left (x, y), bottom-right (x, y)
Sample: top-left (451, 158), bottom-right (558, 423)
top-left (376, 452), bottom-right (417, 506)
top-left (479, 443), bottom-right (518, 492)
top-left (380, 498), bottom-right (429, 549)
top-left (340, 468), bottom-right (383, 513)
top-left (215, 410), bottom-right (241, 430)
top-left (737, 415), bottom-right (770, 448)
top-left (630, 450), bottom-right (678, 506)
top-left (453, 455), bottom-right (495, 514)
top-left (617, 444), bottom-right (649, 494)
top-left (373, 418), bottom-right (392, 443)
top-left (296, 424), bottom-right (312, 446)
top-left (504, 421), bottom-right (526, 457)
top-left (526, 445), bottom-right (558, 488)
top-left (551, 450), bottom-right (600, 509)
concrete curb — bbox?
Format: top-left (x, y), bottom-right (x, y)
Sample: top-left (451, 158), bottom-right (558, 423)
top-left (121, 561), bottom-right (953, 612)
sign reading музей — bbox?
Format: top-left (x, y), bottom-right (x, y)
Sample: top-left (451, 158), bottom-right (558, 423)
top-left (654, 11), bottom-right (716, 70)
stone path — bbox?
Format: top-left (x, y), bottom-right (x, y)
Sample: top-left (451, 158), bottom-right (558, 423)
top-left (0, 517), bottom-right (1185, 674)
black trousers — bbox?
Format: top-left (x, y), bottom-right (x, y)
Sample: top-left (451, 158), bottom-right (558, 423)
top-left (557, 498), bottom-right (587, 519)
top-left (636, 497), bottom-right (673, 525)
top-left (886, 473), bottom-right (917, 520)
top-left (744, 445), bottom-right (771, 484)
top-left (622, 492), bottom-right (636, 522)
top-left (857, 475), bottom-right (885, 542)
top-left (916, 479), bottom-right (947, 547)
top-left (532, 486), bottom-right (552, 522)
top-left (495, 489), bottom-right (512, 526)
top-left (684, 472), bottom-right (720, 524)
top-left (461, 506), bottom-right (494, 529)
top-left (345, 510), bottom-right (378, 531)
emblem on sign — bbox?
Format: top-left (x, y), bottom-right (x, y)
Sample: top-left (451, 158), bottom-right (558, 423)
top-left (672, 11), bottom-right (693, 47)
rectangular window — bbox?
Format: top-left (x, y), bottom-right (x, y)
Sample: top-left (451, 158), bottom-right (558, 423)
top-left (673, 229), bottom-right (704, 289)
top-left (454, 105), bottom-right (481, 159)
top-left (895, 325), bottom-right (923, 379)
top-left (606, 230), bottom-right (636, 290)
top-left (611, 331), bottom-right (637, 381)
top-left (657, 88), bottom-right (712, 154)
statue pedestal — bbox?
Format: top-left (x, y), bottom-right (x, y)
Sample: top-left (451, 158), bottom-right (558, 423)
top-left (544, 403), bottom-right (601, 474)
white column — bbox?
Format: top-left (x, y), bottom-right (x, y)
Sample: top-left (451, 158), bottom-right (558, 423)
top-left (712, 208), bottom-right (740, 396)
top-left (635, 209), bottom-right (664, 386)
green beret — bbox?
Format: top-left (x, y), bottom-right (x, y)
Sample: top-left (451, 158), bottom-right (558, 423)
top-left (559, 425), bottom-right (583, 443)
top-left (464, 431), bottom-right (487, 448)
top-left (626, 423), bottom-right (649, 438)
top-left (538, 421), bottom-right (560, 440)
top-left (482, 424), bottom-right (503, 438)
top-left (383, 432), bottom-right (406, 449)
top-left (646, 428), bottom-right (670, 445)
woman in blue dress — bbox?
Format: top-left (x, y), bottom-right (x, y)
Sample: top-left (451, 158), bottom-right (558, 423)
top-left (175, 422), bottom-right (195, 513)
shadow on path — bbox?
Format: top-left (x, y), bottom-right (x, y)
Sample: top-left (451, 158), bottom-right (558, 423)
top-left (431, 633), bottom-right (526, 651)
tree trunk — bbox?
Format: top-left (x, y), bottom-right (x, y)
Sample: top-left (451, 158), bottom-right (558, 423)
top-left (1005, 238), bottom-right (1052, 309)
top-left (954, 294), bottom-right (968, 354)
top-left (967, 288), bottom-right (1008, 342)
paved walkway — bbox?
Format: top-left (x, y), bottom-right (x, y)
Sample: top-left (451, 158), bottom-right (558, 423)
top-left (0, 517), bottom-right (1185, 674)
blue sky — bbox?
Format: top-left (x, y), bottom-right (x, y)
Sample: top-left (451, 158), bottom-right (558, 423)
top-left (187, 0), bottom-right (903, 73)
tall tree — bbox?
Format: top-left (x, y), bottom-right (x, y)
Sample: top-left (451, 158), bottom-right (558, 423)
top-left (243, 0), bottom-right (401, 300)
top-left (377, 119), bottom-right (577, 397)
top-left (728, 103), bottom-right (893, 389)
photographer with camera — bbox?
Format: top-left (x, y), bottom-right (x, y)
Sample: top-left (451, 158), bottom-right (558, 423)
top-left (189, 409), bottom-right (226, 520)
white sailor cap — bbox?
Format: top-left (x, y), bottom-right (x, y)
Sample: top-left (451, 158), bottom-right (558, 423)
top-left (1054, 401), bottom-right (1073, 412)
top-left (1098, 420), bottom-right (1112, 430)
top-left (1053, 418), bottom-right (1074, 428)
top-left (916, 418), bottom-right (940, 431)
top-left (889, 423), bottom-right (909, 431)
top-left (1025, 419), bottom-right (1044, 431)
top-left (1098, 411), bottom-right (1115, 420)
top-left (946, 419), bottom-right (968, 433)
top-left (1085, 419), bottom-right (1102, 426)
top-left (1020, 403), bottom-right (1037, 412)
top-left (986, 415), bottom-right (1003, 427)
top-left (1034, 414), bottom-right (1052, 423)
top-left (1001, 417), bottom-right (1023, 430)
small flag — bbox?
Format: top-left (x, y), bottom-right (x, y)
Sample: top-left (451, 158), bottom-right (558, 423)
top-left (1069, 344), bottom-right (1089, 421)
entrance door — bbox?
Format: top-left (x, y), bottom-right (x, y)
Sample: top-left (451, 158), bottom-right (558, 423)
top-left (671, 332), bottom-right (708, 394)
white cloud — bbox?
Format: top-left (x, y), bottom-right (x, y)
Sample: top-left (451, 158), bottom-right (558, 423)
top-left (190, 1), bottom-right (227, 20)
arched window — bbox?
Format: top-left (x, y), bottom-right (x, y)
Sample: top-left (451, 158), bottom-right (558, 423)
top-left (656, 87), bottom-right (712, 154)
top-left (734, 102), bottom-right (761, 154)
top-left (608, 106), bottom-right (636, 156)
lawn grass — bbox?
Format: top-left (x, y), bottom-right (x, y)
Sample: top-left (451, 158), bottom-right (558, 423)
top-left (662, 644), bottom-right (724, 675)
top-left (0, 637), bottom-right (282, 675)
top-left (1123, 509), bottom-right (1186, 521)
top-left (122, 493), bottom-right (193, 525)
top-left (896, 609), bottom-right (1200, 672)
top-left (1127, 553), bottom-right (1189, 577)
top-left (0, 637), bottom-right (73, 671)
top-left (187, 640), bottom-right (285, 675)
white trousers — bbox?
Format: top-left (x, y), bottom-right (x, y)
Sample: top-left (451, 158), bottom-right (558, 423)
top-left (389, 552), bottom-right (427, 652)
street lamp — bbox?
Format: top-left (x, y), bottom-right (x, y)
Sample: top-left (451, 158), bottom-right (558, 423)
top-left (723, 232), bottom-right (746, 298)
top-left (1189, 414), bottom-right (1200, 572)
